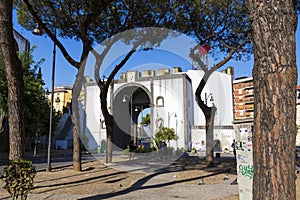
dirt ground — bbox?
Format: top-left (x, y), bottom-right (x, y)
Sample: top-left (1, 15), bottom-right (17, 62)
top-left (0, 156), bottom-right (299, 199)
top-left (0, 156), bottom-right (238, 199)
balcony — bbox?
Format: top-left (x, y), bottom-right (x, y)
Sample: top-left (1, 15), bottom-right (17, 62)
top-left (244, 91), bottom-right (254, 97)
top-left (245, 98), bottom-right (254, 104)
top-left (244, 84), bottom-right (254, 90)
top-left (245, 106), bottom-right (254, 112)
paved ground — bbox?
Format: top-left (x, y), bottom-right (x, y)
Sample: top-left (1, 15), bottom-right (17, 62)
top-left (0, 151), bottom-right (240, 200)
top-left (1, 151), bottom-right (300, 199)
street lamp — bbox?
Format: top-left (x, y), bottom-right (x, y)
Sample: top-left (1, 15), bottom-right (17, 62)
top-left (33, 24), bottom-right (57, 172)
top-left (33, 86), bottom-right (45, 157)
top-left (167, 112), bottom-right (177, 147)
top-left (97, 118), bottom-right (102, 155)
top-left (205, 92), bottom-right (214, 105)
top-left (123, 94), bottom-right (135, 144)
top-left (32, 23), bottom-right (42, 36)
top-left (175, 119), bottom-right (182, 149)
top-left (135, 106), bottom-right (144, 140)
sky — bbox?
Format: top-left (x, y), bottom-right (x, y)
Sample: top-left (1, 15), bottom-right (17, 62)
top-left (12, 11), bottom-right (300, 89)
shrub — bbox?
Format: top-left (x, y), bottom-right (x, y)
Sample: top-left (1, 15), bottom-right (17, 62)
top-left (123, 147), bottom-right (130, 155)
top-left (0, 159), bottom-right (36, 200)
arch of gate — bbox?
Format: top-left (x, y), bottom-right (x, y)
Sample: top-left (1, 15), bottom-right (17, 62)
top-left (112, 83), bottom-right (152, 149)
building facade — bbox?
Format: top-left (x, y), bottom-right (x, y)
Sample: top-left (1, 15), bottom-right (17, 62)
top-left (82, 67), bottom-right (235, 152)
top-left (232, 76), bottom-right (254, 149)
top-left (233, 76), bottom-right (254, 120)
top-left (233, 77), bottom-right (300, 147)
top-left (47, 86), bottom-right (72, 112)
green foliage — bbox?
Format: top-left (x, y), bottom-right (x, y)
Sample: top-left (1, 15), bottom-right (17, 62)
top-left (141, 114), bottom-right (150, 126)
top-left (0, 47), bottom-right (61, 139)
top-left (15, 1), bottom-right (251, 62)
top-left (155, 126), bottom-right (178, 144)
top-left (123, 148), bottom-right (130, 155)
top-left (0, 160), bottom-right (36, 200)
top-left (20, 47), bottom-right (49, 138)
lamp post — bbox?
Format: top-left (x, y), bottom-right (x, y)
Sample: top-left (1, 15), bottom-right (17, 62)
top-left (33, 24), bottom-right (56, 172)
top-left (33, 89), bottom-right (45, 157)
top-left (33, 100), bottom-right (40, 157)
top-left (135, 106), bottom-right (144, 141)
top-left (98, 116), bottom-right (102, 155)
top-left (175, 119), bottom-right (182, 149)
top-left (123, 94), bottom-right (134, 144)
top-left (167, 112), bottom-right (177, 147)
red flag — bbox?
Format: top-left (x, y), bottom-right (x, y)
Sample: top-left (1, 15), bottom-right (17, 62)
top-left (197, 43), bottom-right (211, 55)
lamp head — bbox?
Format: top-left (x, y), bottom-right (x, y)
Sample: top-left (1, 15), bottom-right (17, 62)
top-left (122, 96), bottom-right (126, 102)
top-left (32, 24), bottom-right (42, 36)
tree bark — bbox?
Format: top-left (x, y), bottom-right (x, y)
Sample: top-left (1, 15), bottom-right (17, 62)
top-left (195, 75), bottom-right (216, 167)
top-left (71, 100), bottom-right (82, 171)
top-left (100, 90), bottom-right (113, 163)
top-left (247, 1), bottom-right (298, 199)
top-left (204, 106), bottom-right (217, 167)
top-left (0, 0), bottom-right (25, 160)
top-left (96, 47), bottom-right (137, 163)
top-left (71, 54), bottom-right (88, 172)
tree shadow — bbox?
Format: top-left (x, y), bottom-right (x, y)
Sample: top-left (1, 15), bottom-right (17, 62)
top-left (29, 154), bottom-right (236, 198)
top-left (34, 165), bottom-right (113, 184)
top-left (33, 170), bottom-right (127, 193)
top-left (77, 155), bottom-right (236, 199)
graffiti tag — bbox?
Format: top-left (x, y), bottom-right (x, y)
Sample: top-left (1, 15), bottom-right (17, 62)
top-left (237, 153), bottom-right (248, 163)
top-left (239, 164), bottom-right (254, 180)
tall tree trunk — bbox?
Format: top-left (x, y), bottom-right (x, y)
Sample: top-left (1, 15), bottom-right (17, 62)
top-left (100, 88), bottom-right (113, 163)
top-left (95, 47), bottom-right (137, 163)
top-left (71, 99), bottom-right (82, 171)
top-left (71, 56), bottom-right (87, 172)
top-left (247, 1), bottom-right (298, 199)
top-left (0, 0), bottom-right (25, 160)
top-left (204, 106), bottom-right (217, 167)
top-left (195, 76), bottom-right (216, 167)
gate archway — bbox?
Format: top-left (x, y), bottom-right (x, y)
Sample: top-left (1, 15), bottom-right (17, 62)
top-left (112, 83), bottom-right (152, 149)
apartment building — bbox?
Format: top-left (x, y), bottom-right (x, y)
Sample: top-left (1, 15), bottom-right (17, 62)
top-left (233, 76), bottom-right (254, 120)
top-left (233, 77), bottom-right (300, 146)
top-left (47, 86), bottom-right (72, 113)
top-left (232, 76), bottom-right (254, 145)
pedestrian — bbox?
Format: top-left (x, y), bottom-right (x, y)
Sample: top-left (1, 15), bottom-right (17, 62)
top-left (231, 139), bottom-right (237, 164)
top-left (128, 140), bottom-right (136, 160)
top-left (31, 138), bottom-right (35, 153)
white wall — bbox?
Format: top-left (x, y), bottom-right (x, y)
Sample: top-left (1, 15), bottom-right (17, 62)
top-left (85, 85), bottom-right (101, 149)
top-left (186, 70), bottom-right (234, 126)
top-left (83, 69), bottom-right (234, 151)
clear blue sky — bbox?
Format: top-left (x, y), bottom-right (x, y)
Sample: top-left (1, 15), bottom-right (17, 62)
top-left (12, 12), bottom-right (300, 88)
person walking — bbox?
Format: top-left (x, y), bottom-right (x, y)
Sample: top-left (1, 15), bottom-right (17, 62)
top-left (128, 140), bottom-right (136, 160)
top-left (231, 139), bottom-right (237, 164)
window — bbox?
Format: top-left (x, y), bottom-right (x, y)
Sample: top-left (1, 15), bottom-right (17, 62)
top-left (239, 110), bottom-right (244, 116)
top-left (238, 89), bottom-right (243, 94)
top-left (156, 96), bottom-right (164, 107)
top-left (239, 103), bottom-right (243, 109)
top-left (55, 104), bottom-right (60, 112)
